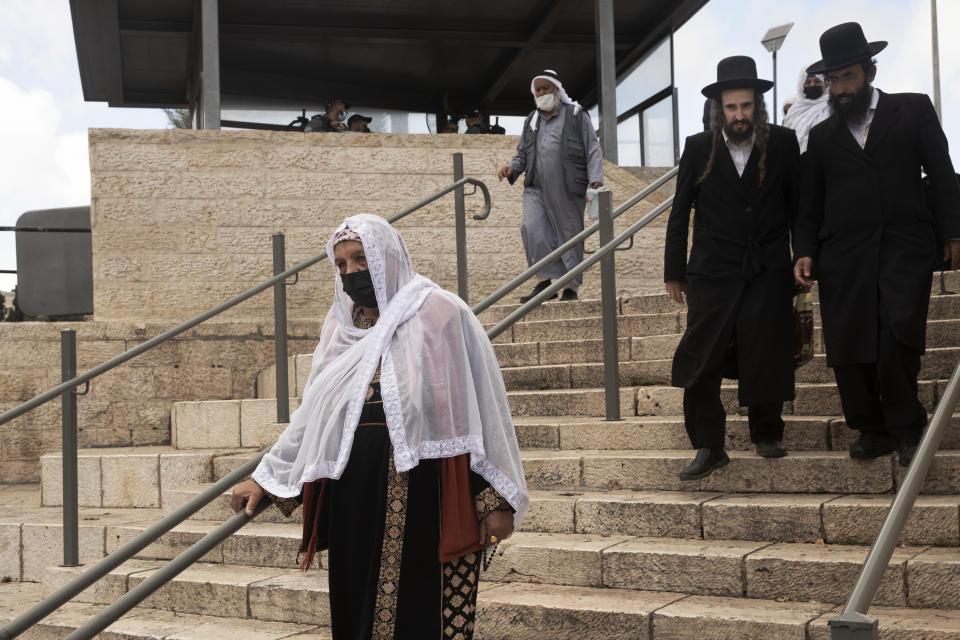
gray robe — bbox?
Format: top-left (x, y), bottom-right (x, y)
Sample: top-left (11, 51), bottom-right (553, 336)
top-left (508, 107), bottom-right (604, 286)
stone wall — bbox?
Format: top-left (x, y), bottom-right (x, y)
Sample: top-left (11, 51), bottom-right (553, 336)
top-left (0, 129), bottom-right (675, 483)
top-left (0, 320), bottom-right (321, 483)
top-left (89, 129), bottom-right (672, 323)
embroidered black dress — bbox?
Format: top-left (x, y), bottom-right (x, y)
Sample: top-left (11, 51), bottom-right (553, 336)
top-left (269, 319), bottom-right (505, 640)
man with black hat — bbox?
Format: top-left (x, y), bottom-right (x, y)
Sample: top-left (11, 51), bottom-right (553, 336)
top-left (304, 98), bottom-right (350, 132)
top-left (498, 70), bottom-right (604, 302)
top-left (665, 56), bottom-right (801, 480)
top-left (794, 22), bottom-right (960, 467)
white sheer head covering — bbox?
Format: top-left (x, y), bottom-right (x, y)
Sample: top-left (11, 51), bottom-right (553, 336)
top-left (252, 214), bottom-right (529, 525)
top-left (782, 63), bottom-right (830, 153)
top-left (529, 69), bottom-right (583, 131)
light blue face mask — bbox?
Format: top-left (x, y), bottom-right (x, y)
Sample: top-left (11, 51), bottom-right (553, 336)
top-left (338, 112), bottom-right (347, 122)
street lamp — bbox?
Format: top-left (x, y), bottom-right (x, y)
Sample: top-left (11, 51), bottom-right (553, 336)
top-left (762, 23), bottom-right (793, 125)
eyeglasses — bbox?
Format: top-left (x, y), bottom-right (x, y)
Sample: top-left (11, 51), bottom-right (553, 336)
top-left (824, 71), bottom-right (861, 88)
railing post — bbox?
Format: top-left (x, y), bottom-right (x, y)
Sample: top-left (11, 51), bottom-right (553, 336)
top-left (829, 613), bottom-right (879, 639)
top-left (453, 152), bottom-right (468, 302)
top-left (60, 330), bottom-right (79, 567)
top-left (272, 234), bottom-right (290, 423)
top-left (598, 190), bottom-right (620, 421)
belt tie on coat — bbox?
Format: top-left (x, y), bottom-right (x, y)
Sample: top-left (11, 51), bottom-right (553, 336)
top-left (697, 228), bottom-right (788, 282)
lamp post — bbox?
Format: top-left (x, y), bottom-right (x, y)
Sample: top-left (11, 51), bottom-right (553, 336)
top-left (932, 0), bottom-right (941, 121)
top-left (762, 23), bottom-right (793, 125)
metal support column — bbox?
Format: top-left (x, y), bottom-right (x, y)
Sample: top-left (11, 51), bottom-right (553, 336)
top-left (200, 0), bottom-right (220, 130)
top-left (453, 153), bottom-right (469, 302)
top-left (772, 49), bottom-right (778, 125)
top-left (932, 0), bottom-right (942, 121)
top-left (598, 190), bottom-right (620, 420)
top-left (60, 330), bottom-right (80, 567)
top-left (272, 235), bottom-right (290, 423)
top-left (595, 0), bottom-right (618, 163)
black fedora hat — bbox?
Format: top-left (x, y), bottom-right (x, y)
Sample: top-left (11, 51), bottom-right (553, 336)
top-left (807, 22), bottom-right (887, 74)
top-left (701, 56), bottom-right (774, 99)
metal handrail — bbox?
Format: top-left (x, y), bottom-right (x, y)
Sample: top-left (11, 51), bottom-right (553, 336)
top-left (486, 194), bottom-right (675, 338)
top-left (829, 358), bottom-right (960, 638)
top-left (471, 165), bottom-right (677, 315)
top-left (3, 185), bottom-right (673, 640)
top-left (0, 174), bottom-right (491, 640)
top-left (0, 176), bottom-right (490, 429)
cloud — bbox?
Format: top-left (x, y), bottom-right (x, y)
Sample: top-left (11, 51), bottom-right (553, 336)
top-left (0, 77), bottom-right (92, 290)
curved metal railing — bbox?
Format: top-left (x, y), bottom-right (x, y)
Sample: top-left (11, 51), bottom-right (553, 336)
top-left (0, 163), bottom-right (490, 640)
top-left (0, 165), bottom-right (677, 639)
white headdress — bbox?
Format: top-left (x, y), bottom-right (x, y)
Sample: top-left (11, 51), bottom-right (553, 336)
top-left (782, 63), bottom-right (830, 153)
top-left (529, 69), bottom-right (583, 131)
top-left (252, 214), bottom-right (529, 525)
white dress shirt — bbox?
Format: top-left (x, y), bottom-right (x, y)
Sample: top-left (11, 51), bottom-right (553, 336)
top-left (721, 129), bottom-right (755, 177)
top-left (847, 87), bottom-right (880, 149)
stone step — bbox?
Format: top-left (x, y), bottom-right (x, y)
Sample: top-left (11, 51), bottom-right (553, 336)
top-left (202, 447), bottom-right (960, 496)
top-left (636, 378), bottom-right (946, 417)
top-left (43, 561), bottom-right (333, 629)
top-left (480, 586), bottom-right (936, 640)
top-left (38, 446), bottom-right (237, 508)
top-left (7, 577), bottom-right (960, 640)
top-left (483, 531), bottom-right (960, 608)
top-left (0, 581), bottom-right (330, 640)
top-left (521, 449), bottom-right (960, 494)
top-left (512, 414), bottom-right (960, 452)
top-left (498, 346), bottom-right (960, 390)
top-left (161, 481), bottom-right (960, 547)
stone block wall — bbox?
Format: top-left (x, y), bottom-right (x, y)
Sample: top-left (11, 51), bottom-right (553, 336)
top-left (0, 129), bottom-right (675, 482)
top-left (0, 320), bottom-right (321, 483)
top-left (89, 128), bottom-right (672, 323)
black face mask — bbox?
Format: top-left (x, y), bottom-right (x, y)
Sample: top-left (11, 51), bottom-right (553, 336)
top-left (803, 85), bottom-right (824, 100)
top-left (340, 269), bottom-right (378, 308)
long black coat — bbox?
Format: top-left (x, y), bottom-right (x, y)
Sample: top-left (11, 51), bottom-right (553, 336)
top-left (665, 125), bottom-right (801, 405)
top-left (794, 91), bottom-right (960, 366)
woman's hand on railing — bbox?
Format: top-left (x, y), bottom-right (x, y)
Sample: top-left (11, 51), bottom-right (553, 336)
top-left (230, 479), bottom-right (265, 516)
top-left (665, 280), bottom-right (686, 304)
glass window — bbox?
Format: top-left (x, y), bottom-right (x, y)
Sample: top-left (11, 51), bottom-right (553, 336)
top-left (616, 38), bottom-right (671, 116)
top-left (642, 96), bottom-right (675, 167)
top-left (617, 113), bottom-right (641, 166)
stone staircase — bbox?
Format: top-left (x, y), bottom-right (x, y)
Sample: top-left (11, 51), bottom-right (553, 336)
top-left (6, 275), bottom-right (960, 638)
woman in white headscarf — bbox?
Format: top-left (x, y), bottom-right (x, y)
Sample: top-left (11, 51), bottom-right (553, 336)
top-left (782, 63), bottom-right (830, 153)
top-left (230, 214), bottom-right (527, 640)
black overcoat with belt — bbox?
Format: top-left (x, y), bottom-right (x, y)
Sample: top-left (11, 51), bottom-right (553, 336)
top-left (664, 124), bottom-right (800, 405)
top-left (793, 91), bottom-right (960, 366)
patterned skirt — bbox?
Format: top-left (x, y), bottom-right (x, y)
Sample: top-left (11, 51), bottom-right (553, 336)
top-left (325, 389), bottom-right (481, 640)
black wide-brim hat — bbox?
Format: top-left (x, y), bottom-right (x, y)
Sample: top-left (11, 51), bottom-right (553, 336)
top-left (807, 22), bottom-right (887, 74)
top-left (701, 56), bottom-right (774, 99)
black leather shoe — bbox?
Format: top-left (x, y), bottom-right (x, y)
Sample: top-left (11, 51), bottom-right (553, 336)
top-left (755, 440), bottom-right (787, 458)
top-left (849, 434), bottom-right (897, 460)
top-left (519, 279), bottom-right (557, 303)
top-left (560, 288), bottom-right (579, 301)
top-left (678, 448), bottom-right (730, 481)
top-left (898, 441), bottom-right (919, 467)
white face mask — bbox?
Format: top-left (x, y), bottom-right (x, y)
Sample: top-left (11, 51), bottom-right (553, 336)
top-left (535, 93), bottom-right (557, 112)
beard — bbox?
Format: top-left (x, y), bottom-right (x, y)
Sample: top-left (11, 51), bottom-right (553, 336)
top-left (829, 82), bottom-right (873, 123)
top-left (723, 118), bottom-right (754, 144)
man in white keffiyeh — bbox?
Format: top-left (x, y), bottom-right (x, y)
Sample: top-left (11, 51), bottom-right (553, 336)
top-left (230, 214), bottom-right (527, 639)
top-left (498, 69), bottom-right (604, 303)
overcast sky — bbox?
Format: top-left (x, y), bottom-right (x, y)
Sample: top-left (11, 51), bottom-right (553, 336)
top-left (0, 0), bottom-right (957, 293)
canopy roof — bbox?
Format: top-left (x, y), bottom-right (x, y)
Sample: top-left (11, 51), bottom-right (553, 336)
top-left (71, 0), bottom-right (707, 115)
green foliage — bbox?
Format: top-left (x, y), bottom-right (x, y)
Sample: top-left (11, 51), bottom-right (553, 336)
top-left (163, 108), bottom-right (192, 129)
